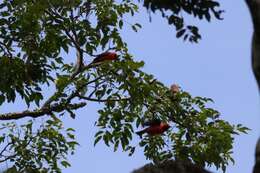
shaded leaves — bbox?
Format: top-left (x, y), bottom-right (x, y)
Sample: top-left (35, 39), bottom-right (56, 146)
top-left (141, 0), bottom-right (223, 42)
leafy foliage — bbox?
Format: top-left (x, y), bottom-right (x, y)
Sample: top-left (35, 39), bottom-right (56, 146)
top-left (0, 120), bottom-right (77, 173)
top-left (141, 0), bottom-right (224, 42)
top-left (0, 0), bottom-right (248, 173)
top-left (94, 75), bottom-right (249, 171)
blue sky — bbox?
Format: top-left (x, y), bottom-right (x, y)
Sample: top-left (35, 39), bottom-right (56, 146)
top-left (1, 1), bottom-right (259, 173)
top-left (63, 1), bottom-right (259, 173)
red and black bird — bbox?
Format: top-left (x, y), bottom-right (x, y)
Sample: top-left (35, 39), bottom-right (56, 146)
top-left (136, 119), bottom-right (170, 138)
top-left (92, 51), bottom-right (118, 63)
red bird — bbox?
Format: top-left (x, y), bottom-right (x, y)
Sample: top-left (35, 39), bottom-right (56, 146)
top-left (136, 120), bottom-right (170, 138)
top-left (92, 52), bottom-right (118, 63)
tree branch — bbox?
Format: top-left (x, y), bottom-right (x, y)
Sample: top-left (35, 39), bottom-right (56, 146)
top-left (0, 154), bottom-right (16, 163)
top-left (42, 8), bottom-right (94, 108)
top-left (78, 95), bottom-right (130, 103)
top-left (0, 102), bottom-right (86, 120)
top-left (42, 7), bottom-right (112, 108)
top-left (45, 9), bottom-right (84, 79)
top-left (0, 142), bottom-right (11, 157)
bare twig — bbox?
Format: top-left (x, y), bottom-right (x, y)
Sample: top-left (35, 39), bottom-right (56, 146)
top-left (0, 142), bottom-right (11, 157)
top-left (0, 41), bottom-right (13, 57)
top-left (0, 155), bottom-right (16, 163)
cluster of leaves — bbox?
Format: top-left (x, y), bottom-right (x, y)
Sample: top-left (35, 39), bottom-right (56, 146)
top-left (0, 0), bottom-right (224, 105)
top-left (138, 91), bottom-right (249, 172)
top-left (0, 119), bottom-right (77, 173)
top-left (0, 0), bottom-right (63, 106)
top-left (0, 0), bottom-right (140, 107)
top-left (0, 0), bottom-right (142, 171)
top-left (140, 0), bottom-right (223, 42)
top-left (93, 63), bottom-right (249, 171)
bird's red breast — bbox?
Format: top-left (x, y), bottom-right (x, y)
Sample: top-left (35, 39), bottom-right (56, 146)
top-left (136, 122), bottom-right (170, 138)
top-left (145, 122), bottom-right (170, 135)
top-left (93, 52), bottom-right (118, 63)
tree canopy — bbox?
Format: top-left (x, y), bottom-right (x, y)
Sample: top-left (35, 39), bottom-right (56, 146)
top-left (0, 0), bottom-right (248, 173)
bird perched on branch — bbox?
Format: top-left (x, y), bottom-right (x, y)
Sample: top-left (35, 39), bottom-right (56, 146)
top-left (92, 51), bottom-right (118, 63)
top-left (170, 84), bottom-right (180, 94)
top-left (136, 119), bottom-right (170, 138)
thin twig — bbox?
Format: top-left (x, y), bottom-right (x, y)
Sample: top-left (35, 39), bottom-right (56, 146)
top-left (0, 41), bottom-right (13, 57)
top-left (0, 155), bottom-right (16, 163)
top-left (0, 143), bottom-right (11, 157)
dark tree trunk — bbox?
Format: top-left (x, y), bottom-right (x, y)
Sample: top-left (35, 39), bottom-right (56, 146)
top-left (131, 160), bottom-right (212, 173)
top-left (245, 0), bottom-right (260, 89)
top-left (253, 139), bottom-right (260, 173)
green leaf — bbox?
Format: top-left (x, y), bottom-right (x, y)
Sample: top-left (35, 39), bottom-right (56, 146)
top-left (131, 25), bottom-right (138, 32)
top-left (61, 160), bottom-right (71, 168)
top-left (176, 29), bottom-right (186, 38)
top-left (114, 140), bottom-right (119, 152)
top-left (119, 20), bottom-right (123, 29)
top-left (66, 128), bottom-right (75, 132)
top-left (95, 131), bottom-right (104, 137)
top-left (94, 136), bottom-right (102, 146)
